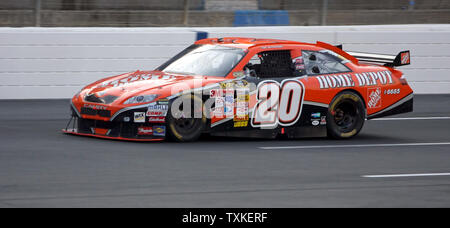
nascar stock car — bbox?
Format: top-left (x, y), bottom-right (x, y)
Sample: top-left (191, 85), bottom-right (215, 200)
top-left (64, 37), bottom-right (413, 142)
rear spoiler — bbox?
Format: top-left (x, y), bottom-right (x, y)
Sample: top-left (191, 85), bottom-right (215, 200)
top-left (346, 50), bottom-right (411, 67)
top-left (334, 44), bottom-right (411, 67)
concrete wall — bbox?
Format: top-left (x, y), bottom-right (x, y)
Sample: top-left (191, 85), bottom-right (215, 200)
top-left (0, 0), bottom-right (205, 10)
top-left (2, 0), bottom-right (449, 10)
top-left (1, 9), bottom-right (449, 27)
top-left (0, 0), bottom-right (449, 27)
top-left (260, 0), bottom-right (450, 10)
top-left (0, 25), bottom-right (449, 99)
top-left (0, 28), bottom-right (197, 99)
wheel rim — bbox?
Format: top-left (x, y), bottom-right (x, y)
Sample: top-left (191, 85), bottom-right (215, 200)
top-left (333, 101), bottom-right (358, 132)
top-left (174, 117), bottom-right (197, 132)
top-left (171, 99), bottom-right (203, 135)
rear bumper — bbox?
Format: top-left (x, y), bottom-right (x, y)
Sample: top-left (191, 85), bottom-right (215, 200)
top-left (63, 117), bottom-right (167, 141)
top-left (367, 93), bottom-right (413, 119)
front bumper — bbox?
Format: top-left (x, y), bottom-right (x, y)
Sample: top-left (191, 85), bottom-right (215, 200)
top-left (66, 99), bottom-right (168, 141)
top-left (63, 117), bottom-right (166, 142)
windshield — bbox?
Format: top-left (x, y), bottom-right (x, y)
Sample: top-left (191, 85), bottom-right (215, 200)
top-left (157, 44), bottom-right (246, 77)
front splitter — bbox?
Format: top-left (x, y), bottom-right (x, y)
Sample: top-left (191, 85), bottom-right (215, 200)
top-left (62, 129), bottom-right (164, 142)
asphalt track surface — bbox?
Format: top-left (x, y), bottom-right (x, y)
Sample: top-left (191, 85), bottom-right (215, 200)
top-left (0, 95), bottom-right (449, 208)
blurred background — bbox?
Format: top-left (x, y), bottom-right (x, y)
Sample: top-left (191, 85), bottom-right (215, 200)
top-left (1, 0), bottom-right (449, 27)
top-left (0, 1), bottom-right (449, 99)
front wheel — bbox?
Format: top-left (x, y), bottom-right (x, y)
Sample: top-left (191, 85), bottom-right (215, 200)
top-left (166, 95), bottom-right (206, 142)
top-left (326, 91), bottom-right (366, 139)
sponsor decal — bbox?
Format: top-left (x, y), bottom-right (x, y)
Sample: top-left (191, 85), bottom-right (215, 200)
top-left (146, 104), bottom-right (168, 117)
top-left (312, 120), bottom-right (320, 126)
top-left (212, 81), bottom-right (250, 119)
top-left (367, 87), bottom-right (382, 109)
top-left (153, 126), bottom-right (166, 137)
top-left (317, 71), bottom-right (393, 89)
top-left (157, 98), bottom-right (169, 105)
top-left (234, 80), bottom-right (249, 88)
top-left (83, 104), bottom-right (108, 110)
top-left (134, 112), bottom-right (146, 123)
top-left (236, 89), bottom-right (249, 102)
top-left (317, 74), bottom-right (355, 89)
top-left (219, 80), bottom-right (249, 90)
top-left (401, 52), bottom-right (410, 65)
top-left (212, 92), bottom-right (225, 118)
top-left (235, 89), bottom-right (249, 121)
top-left (320, 116), bottom-right (327, 125)
top-left (384, 88), bottom-right (401, 95)
top-left (148, 104), bottom-right (168, 110)
top-left (210, 89), bottom-right (223, 98)
top-left (293, 57), bottom-right (303, 64)
top-left (215, 97), bottom-right (225, 108)
top-left (148, 116), bottom-right (166, 123)
top-left (293, 57), bottom-right (306, 72)
top-left (101, 73), bottom-right (175, 88)
top-left (224, 91), bottom-right (234, 118)
top-left (311, 112), bottom-right (321, 118)
top-left (137, 127), bottom-right (153, 136)
top-left (234, 121), bottom-right (248, 128)
top-left (236, 89), bottom-right (250, 101)
top-left (220, 82), bottom-right (235, 89)
top-left (146, 111), bottom-right (166, 117)
top-left (235, 106), bottom-right (249, 121)
top-left (225, 94), bottom-right (234, 104)
top-left (224, 107), bottom-right (233, 117)
top-left (354, 71), bottom-right (393, 86)
top-left (295, 64), bottom-right (305, 70)
top-left (211, 107), bottom-right (224, 118)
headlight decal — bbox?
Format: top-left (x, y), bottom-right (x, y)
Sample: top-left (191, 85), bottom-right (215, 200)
top-left (124, 94), bottom-right (159, 105)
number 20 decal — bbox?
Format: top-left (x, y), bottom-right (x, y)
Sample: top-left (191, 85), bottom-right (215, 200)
top-left (251, 80), bottom-right (305, 128)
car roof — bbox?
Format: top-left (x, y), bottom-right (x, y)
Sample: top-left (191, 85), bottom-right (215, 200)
top-left (195, 37), bottom-right (359, 64)
top-left (195, 37), bottom-right (311, 49)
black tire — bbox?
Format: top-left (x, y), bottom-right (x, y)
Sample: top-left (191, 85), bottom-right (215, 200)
top-left (326, 91), bottom-right (366, 139)
top-left (166, 95), bottom-right (206, 142)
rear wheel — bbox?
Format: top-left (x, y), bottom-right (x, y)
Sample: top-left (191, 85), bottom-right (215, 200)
top-left (167, 95), bottom-right (206, 142)
top-left (326, 91), bottom-right (366, 139)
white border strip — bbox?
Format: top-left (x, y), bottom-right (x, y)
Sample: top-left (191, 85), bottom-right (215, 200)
top-left (259, 142), bottom-right (450, 150)
top-left (363, 173), bottom-right (450, 178)
top-left (373, 116), bottom-right (450, 121)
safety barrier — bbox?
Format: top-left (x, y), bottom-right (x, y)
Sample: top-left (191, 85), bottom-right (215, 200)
top-left (0, 24), bottom-right (449, 99)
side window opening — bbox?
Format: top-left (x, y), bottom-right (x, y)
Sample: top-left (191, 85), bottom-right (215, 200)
top-left (303, 50), bottom-right (351, 75)
top-left (245, 50), bottom-right (294, 78)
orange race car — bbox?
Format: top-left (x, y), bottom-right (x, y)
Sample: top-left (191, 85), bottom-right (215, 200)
top-left (64, 37), bottom-right (413, 142)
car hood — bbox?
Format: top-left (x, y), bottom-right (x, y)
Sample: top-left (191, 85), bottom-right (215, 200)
top-left (80, 70), bottom-right (223, 105)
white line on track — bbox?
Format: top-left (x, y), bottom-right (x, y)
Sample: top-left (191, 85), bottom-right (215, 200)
top-left (372, 116), bottom-right (450, 121)
top-left (259, 142), bottom-right (450, 150)
top-left (362, 173), bottom-right (450, 178)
